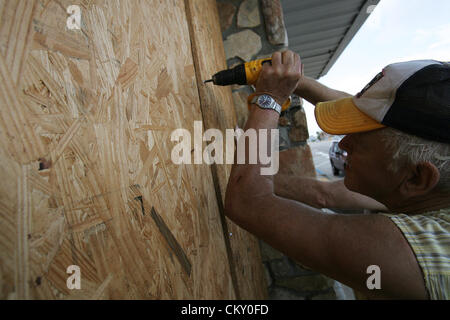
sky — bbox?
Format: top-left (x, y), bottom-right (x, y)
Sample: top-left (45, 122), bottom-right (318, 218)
top-left (302, 0), bottom-right (450, 137)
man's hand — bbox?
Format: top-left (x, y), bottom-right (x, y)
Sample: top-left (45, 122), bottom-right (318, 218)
top-left (255, 50), bottom-right (302, 105)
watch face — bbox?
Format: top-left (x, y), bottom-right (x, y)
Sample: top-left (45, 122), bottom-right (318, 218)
top-left (257, 95), bottom-right (272, 108)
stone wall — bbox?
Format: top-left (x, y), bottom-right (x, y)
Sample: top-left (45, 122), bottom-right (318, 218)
top-left (216, 0), bottom-right (352, 299)
top-left (259, 241), bottom-right (337, 300)
top-left (217, 0), bottom-right (311, 153)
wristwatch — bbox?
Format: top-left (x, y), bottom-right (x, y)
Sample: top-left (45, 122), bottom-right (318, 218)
top-left (250, 94), bottom-right (282, 114)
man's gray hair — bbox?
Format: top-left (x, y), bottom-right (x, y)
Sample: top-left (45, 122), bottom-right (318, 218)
top-left (379, 127), bottom-right (450, 193)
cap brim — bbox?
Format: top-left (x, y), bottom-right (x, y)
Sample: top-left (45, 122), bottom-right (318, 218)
top-left (315, 97), bottom-right (385, 135)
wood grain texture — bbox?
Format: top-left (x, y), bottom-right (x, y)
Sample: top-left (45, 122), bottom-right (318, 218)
top-left (0, 0), bottom-right (237, 299)
top-left (184, 0), bottom-right (268, 299)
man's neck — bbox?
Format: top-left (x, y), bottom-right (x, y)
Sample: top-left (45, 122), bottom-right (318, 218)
top-left (386, 192), bottom-right (450, 215)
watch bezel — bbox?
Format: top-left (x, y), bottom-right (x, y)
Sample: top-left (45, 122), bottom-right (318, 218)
top-left (257, 95), bottom-right (272, 108)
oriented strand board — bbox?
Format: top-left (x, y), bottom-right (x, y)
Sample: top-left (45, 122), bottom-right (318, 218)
top-left (185, 0), bottom-right (268, 299)
top-left (0, 0), bottom-right (235, 299)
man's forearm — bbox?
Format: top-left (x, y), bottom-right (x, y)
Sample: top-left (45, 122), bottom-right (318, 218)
top-left (326, 179), bottom-right (388, 211)
top-left (274, 175), bottom-right (388, 211)
top-left (274, 174), bottom-right (326, 208)
top-left (294, 76), bottom-right (351, 105)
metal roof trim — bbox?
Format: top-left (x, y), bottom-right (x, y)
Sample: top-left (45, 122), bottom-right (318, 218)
top-left (318, 0), bottom-right (380, 78)
top-left (281, 0), bottom-right (380, 79)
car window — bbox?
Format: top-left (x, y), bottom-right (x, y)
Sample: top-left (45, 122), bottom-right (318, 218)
top-left (333, 143), bottom-right (339, 153)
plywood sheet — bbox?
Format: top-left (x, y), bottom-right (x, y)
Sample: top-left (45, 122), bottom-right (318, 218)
top-left (0, 0), bottom-right (235, 299)
top-left (185, 0), bottom-right (268, 299)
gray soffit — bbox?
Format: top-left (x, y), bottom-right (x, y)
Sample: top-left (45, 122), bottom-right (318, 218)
top-left (281, 0), bottom-right (380, 79)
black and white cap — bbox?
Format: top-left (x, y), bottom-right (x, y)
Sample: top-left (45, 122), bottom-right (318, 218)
top-left (315, 60), bottom-right (450, 143)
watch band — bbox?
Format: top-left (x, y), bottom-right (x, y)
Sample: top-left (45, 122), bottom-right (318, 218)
top-left (247, 93), bottom-right (291, 113)
top-left (248, 94), bottom-right (282, 114)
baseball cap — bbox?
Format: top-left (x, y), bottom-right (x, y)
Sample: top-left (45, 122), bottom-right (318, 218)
top-left (314, 60), bottom-right (450, 143)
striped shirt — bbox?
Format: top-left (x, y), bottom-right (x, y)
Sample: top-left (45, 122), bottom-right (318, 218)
top-left (382, 208), bottom-right (450, 299)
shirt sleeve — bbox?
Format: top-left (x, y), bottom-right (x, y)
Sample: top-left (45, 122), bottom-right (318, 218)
top-left (380, 211), bottom-right (450, 300)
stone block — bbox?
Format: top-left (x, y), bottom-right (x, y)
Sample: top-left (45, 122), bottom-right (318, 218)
top-left (259, 240), bottom-right (284, 261)
top-left (261, 0), bottom-right (288, 46)
top-left (311, 290), bottom-right (338, 300)
top-left (294, 261), bottom-right (314, 272)
top-left (263, 262), bottom-right (273, 287)
top-left (269, 256), bottom-right (307, 278)
top-left (275, 274), bottom-right (335, 293)
top-left (291, 107), bottom-right (307, 129)
top-left (269, 259), bottom-right (295, 278)
top-left (224, 29), bottom-right (262, 61)
top-left (289, 259), bottom-right (316, 275)
top-left (288, 127), bottom-right (309, 142)
top-left (269, 287), bottom-right (305, 300)
top-left (237, 0), bottom-right (261, 28)
top-left (278, 144), bottom-right (316, 177)
top-left (278, 115), bottom-right (290, 126)
top-left (278, 126), bottom-right (290, 150)
top-left (290, 94), bottom-right (303, 108)
top-left (217, 2), bottom-right (236, 32)
top-left (334, 281), bottom-right (356, 300)
top-left (256, 53), bottom-right (273, 60)
top-left (287, 106), bottom-right (309, 142)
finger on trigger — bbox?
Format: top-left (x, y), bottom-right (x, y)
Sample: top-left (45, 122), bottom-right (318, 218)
top-left (261, 59), bottom-right (272, 75)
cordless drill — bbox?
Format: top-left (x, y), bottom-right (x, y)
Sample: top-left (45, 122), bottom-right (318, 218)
top-left (204, 58), bottom-right (291, 110)
top-left (204, 58), bottom-right (272, 86)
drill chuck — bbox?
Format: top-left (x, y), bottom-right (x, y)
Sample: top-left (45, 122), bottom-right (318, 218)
top-left (210, 64), bottom-right (246, 86)
top-left (205, 58), bottom-right (272, 86)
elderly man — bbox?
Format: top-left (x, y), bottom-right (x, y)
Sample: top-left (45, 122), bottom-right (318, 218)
top-left (224, 51), bottom-right (450, 299)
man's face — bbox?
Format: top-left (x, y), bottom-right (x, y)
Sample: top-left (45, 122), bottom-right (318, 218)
top-left (338, 128), bottom-right (405, 202)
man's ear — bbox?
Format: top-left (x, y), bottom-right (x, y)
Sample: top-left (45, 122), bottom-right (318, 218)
top-left (400, 162), bottom-right (440, 198)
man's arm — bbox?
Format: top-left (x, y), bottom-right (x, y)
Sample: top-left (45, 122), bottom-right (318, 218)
top-left (226, 190), bottom-right (427, 298)
top-left (294, 75), bottom-right (351, 105)
top-left (225, 51), bottom-right (427, 299)
top-left (274, 175), bottom-right (389, 211)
